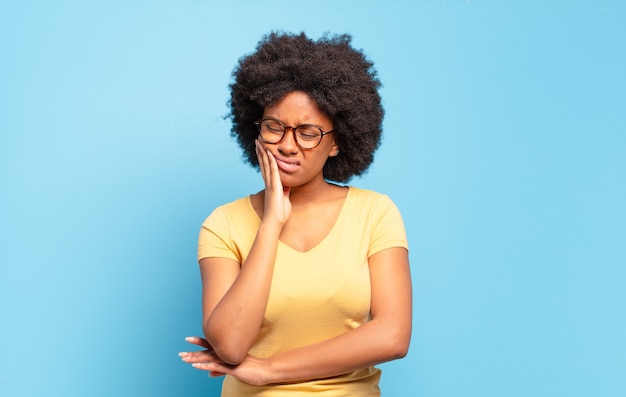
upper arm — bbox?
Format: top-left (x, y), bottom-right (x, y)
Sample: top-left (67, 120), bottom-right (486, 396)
top-left (368, 247), bottom-right (412, 352)
top-left (198, 257), bottom-right (241, 327)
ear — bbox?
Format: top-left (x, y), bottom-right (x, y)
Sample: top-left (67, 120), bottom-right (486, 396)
top-left (329, 141), bottom-right (339, 157)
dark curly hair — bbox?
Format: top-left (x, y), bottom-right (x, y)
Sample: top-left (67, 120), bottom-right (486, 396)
top-left (227, 31), bottom-right (384, 183)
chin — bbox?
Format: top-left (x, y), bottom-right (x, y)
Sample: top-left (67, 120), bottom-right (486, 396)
top-left (279, 175), bottom-right (304, 188)
top-left (279, 180), bottom-right (298, 188)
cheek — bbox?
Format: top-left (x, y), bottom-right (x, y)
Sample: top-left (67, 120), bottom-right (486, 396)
top-left (311, 154), bottom-right (332, 170)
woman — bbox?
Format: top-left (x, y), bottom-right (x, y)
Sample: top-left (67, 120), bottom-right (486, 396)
top-left (179, 32), bottom-right (412, 396)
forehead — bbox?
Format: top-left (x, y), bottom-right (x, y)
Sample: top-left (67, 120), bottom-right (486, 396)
top-left (263, 91), bottom-right (331, 126)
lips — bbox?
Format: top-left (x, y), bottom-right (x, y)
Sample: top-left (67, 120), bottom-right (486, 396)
top-left (274, 156), bottom-right (301, 173)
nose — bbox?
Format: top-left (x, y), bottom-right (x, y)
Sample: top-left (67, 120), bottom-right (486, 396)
top-left (278, 126), bottom-right (299, 154)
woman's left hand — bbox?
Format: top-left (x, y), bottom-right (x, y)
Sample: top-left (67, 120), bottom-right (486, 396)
top-left (179, 336), bottom-right (271, 386)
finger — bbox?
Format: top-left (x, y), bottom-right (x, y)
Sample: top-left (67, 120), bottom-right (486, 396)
top-left (265, 149), bottom-right (283, 191)
top-left (179, 343), bottom-right (219, 362)
top-left (255, 140), bottom-right (265, 176)
top-left (193, 362), bottom-right (235, 374)
top-left (255, 140), bottom-right (270, 184)
top-left (184, 336), bottom-right (211, 349)
top-left (179, 350), bottom-right (219, 363)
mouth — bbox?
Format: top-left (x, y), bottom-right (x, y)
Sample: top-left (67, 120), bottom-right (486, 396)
top-left (274, 156), bottom-right (301, 173)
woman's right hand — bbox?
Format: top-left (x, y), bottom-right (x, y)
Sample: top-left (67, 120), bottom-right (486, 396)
top-left (255, 139), bottom-right (291, 227)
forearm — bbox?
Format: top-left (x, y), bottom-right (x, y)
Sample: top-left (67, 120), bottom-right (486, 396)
top-left (265, 248), bottom-right (412, 383)
top-left (266, 317), bottom-right (411, 384)
top-left (205, 221), bottom-right (282, 364)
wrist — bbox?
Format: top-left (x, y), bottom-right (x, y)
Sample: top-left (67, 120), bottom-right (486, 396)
top-left (262, 356), bottom-right (278, 385)
top-left (258, 219), bottom-right (284, 234)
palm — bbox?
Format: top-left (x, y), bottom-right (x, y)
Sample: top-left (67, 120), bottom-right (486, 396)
top-left (256, 140), bottom-right (291, 225)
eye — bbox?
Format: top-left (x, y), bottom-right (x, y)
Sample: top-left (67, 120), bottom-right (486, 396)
top-left (297, 126), bottom-right (322, 140)
top-left (263, 121), bottom-right (283, 133)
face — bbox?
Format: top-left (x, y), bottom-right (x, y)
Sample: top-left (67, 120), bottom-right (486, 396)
top-left (260, 90), bottom-right (338, 188)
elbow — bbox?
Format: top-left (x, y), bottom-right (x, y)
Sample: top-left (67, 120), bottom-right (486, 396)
top-left (385, 337), bottom-right (409, 360)
top-left (212, 344), bottom-right (248, 366)
top-left (203, 325), bottom-right (249, 365)
top-left (391, 338), bottom-right (410, 359)
top-left (385, 327), bottom-right (411, 360)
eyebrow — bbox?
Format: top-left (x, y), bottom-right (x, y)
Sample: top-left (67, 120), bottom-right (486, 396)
top-left (262, 116), bottom-right (326, 129)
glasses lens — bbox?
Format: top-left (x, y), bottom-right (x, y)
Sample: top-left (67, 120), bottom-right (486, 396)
top-left (259, 120), bottom-right (284, 143)
top-left (257, 120), bottom-right (324, 149)
top-left (295, 125), bottom-right (322, 149)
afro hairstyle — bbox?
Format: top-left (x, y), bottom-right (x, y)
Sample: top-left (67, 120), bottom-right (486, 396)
top-left (227, 31), bottom-right (384, 183)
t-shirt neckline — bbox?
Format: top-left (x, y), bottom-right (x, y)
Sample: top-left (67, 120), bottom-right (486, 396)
top-left (246, 186), bottom-right (352, 254)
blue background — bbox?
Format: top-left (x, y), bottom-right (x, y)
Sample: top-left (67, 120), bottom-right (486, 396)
top-left (1, 1), bottom-right (624, 396)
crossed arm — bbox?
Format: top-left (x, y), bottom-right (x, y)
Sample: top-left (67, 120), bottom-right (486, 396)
top-left (179, 246), bottom-right (411, 385)
top-left (179, 141), bottom-right (412, 385)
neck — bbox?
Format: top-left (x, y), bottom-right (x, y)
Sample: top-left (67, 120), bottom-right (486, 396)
top-left (285, 178), bottom-right (337, 207)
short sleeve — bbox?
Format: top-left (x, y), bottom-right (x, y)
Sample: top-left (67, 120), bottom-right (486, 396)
top-left (368, 195), bottom-right (408, 257)
top-left (197, 207), bottom-right (241, 263)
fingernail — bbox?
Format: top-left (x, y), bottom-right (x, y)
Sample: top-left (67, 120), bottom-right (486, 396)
top-left (192, 363), bottom-right (203, 368)
top-left (185, 336), bottom-right (195, 341)
top-left (178, 352), bottom-right (187, 357)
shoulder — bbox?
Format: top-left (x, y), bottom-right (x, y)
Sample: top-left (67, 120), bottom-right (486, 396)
top-left (347, 186), bottom-right (398, 209)
top-left (202, 195), bottom-right (255, 226)
top-left (210, 195), bottom-right (254, 214)
top-left (215, 195), bottom-right (252, 213)
top-left (343, 187), bottom-right (408, 253)
top-left (343, 187), bottom-right (405, 226)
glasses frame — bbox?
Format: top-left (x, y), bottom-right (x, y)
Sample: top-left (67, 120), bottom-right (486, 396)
top-left (254, 117), bottom-right (334, 150)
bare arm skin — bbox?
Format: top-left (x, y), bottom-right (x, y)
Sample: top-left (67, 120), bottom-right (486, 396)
top-left (264, 246), bottom-right (412, 383)
top-left (183, 246), bottom-right (412, 385)
top-left (201, 140), bottom-right (291, 365)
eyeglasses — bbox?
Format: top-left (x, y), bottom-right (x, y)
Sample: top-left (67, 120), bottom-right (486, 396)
top-left (254, 117), bottom-right (334, 150)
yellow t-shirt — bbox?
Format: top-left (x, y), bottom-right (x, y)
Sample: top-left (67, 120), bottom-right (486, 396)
top-left (198, 187), bottom-right (408, 396)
